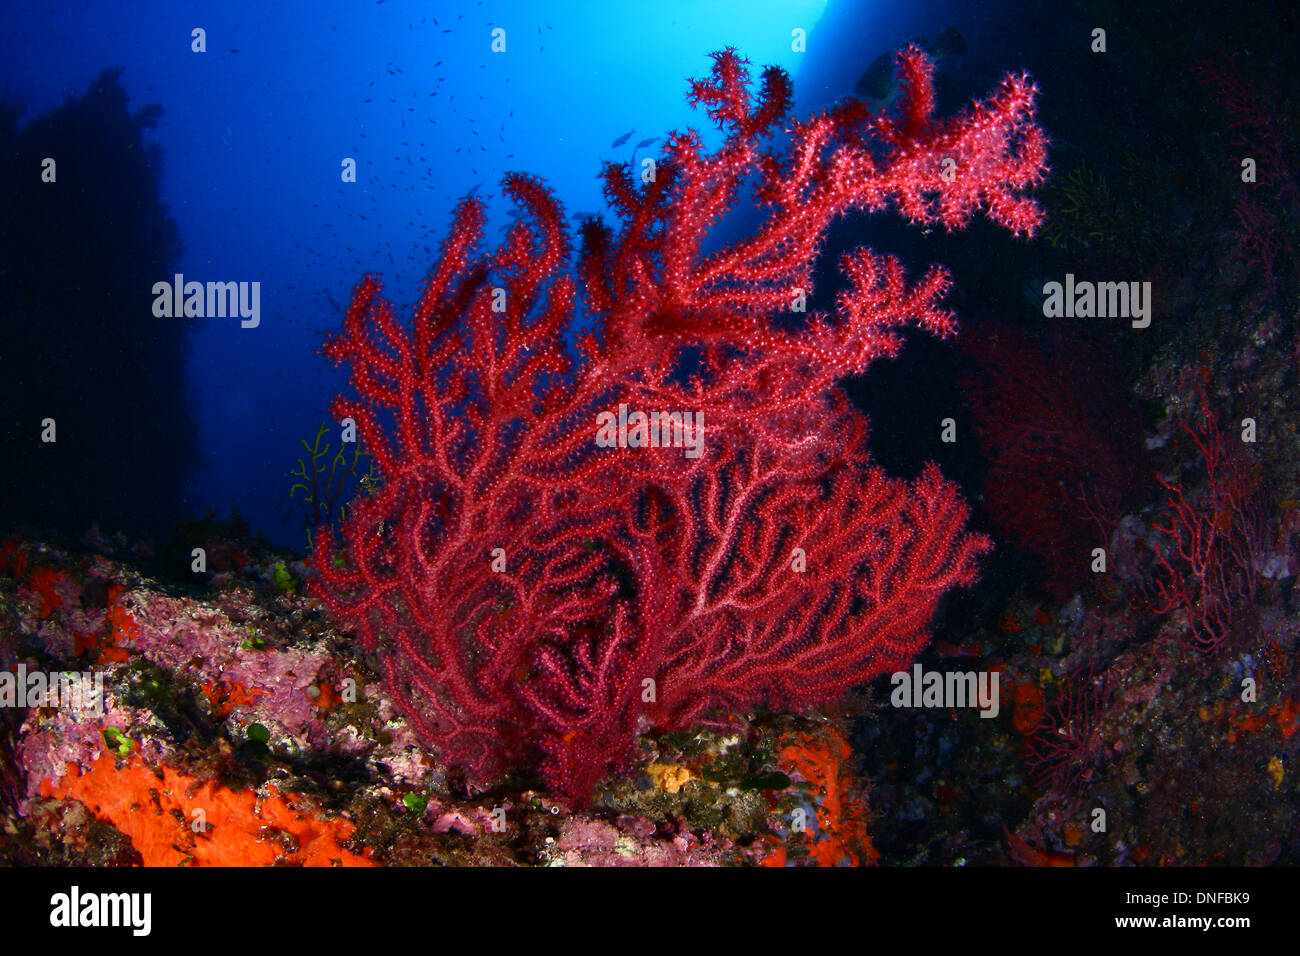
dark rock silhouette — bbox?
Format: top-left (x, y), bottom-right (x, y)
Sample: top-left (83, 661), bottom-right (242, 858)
top-left (0, 68), bottom-right (192, 541)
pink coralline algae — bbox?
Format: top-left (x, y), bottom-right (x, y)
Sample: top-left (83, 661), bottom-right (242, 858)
top-left (107, 588), bottom-right (332, 748)
top-left (544, 816), bottom-right (728, 867)
top-left (1, 542), bottom-right (436, 806)
top-left (311, 47), bottom-right (1047, 802)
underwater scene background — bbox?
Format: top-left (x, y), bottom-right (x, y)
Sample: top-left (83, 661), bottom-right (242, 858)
top-left (1, 0), bottom-right (1298, 879)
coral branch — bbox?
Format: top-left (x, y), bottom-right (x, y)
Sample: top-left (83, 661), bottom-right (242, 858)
top-left (1150, 391), bottom-right (1269, 652)
top-left (311, 48), bottom-right (1043, 801)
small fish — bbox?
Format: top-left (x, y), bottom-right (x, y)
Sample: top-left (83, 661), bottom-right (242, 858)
top-left (854, 25), bottom-right (968, 105)
top-left (610, 129), bottom-right (635, 148)
top-left (633, 136), bottom-right (657, 149)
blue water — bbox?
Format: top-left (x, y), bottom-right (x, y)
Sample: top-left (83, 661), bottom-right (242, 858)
top-left (2, 0), bottom-right (973, 546)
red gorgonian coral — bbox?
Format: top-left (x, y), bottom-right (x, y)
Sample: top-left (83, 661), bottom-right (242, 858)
top-left (959, 319), bottom-right (1147, 599)
top-left (310, 47), bottom-right (1047, 801)
top-left (1190, 56), bottom-right (1298, 285)
top-left (1024, 663), bottom-right (1110, 792)
top-left (1150, 389), bottom-right (1270, 653)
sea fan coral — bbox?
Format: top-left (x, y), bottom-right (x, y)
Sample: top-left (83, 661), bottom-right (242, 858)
top-left (311, 47), bottom-right (1046, 801)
